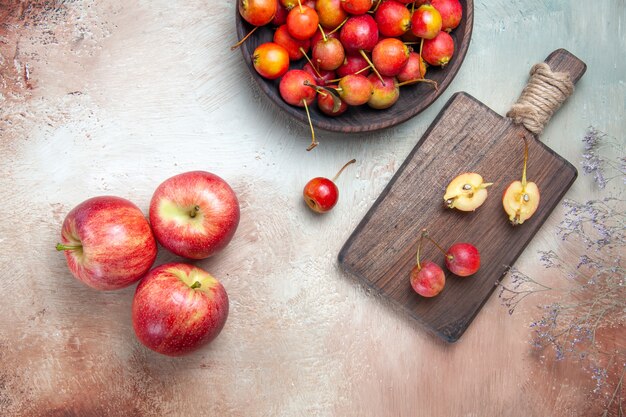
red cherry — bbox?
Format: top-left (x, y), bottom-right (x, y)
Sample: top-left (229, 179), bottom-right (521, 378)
top-left (430, 0), bottom-right (462, 32)
top-left (239, 0), bottom-right (278, 26)
top-left (375, 0), bottom-right (411, 37)
top-left (273, 25), bottom-right (311, 61)
top-left (279, 69), bottom-right (317, 106)
top-left (252, 42), bottom-right (290, 79)
top-left (340, 0), bottom-right (373, 15)
top-left (371, 38), bottom-right (410, 77)
top-left (410, 4), bottom-right (442, 40)
top-left (339, 14), bottom-right (379, 54)
top-left (445, 243), bottom-right (480, 277)
top-left (422, 30), bottom-right (454, 67)
top-left (317, 84), bottom-right (348, 116)
top-left (303, 159), bottom-right (356, 213)
top-left (287, 5), bottom-right (320, 40)
top-left (410, 261), bottom-right (446, 297)
top-left (302, 62), bottom-right (336, 86)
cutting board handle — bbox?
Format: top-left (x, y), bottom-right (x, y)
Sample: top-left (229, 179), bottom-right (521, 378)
top-left (507, 49), bottom-right (587, 135)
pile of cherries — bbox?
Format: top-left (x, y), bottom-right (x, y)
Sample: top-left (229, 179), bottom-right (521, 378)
top-left (237, 0), bottom-right (463, 149)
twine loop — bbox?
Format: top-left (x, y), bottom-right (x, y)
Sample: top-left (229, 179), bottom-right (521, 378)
top-left (506, 63), bottom-right (574, 135)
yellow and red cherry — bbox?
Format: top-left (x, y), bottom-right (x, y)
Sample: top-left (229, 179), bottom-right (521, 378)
top-left (371, 38), bottom-right (410, 77)
top-left (312, 31), bottom-right (346, 71)
top-left (279, 69), bottom-right (319, 150)
top-left (430, 0), bottom-right (462, 32)
top-left (422, 30), bottom-right (454, 67)
top-left (316, 0), bottom-right (349, 29)
top-left (340, 0), bottom-right (373, 16)
top-left (273, 25), bottom-right (311, 61)
top-left (337, 73), bottom-right (373, 106)
top-left (397, 52), bottom-right (427, 82)
top-left (502, 135), bottom-right (541, 225)
top-left (410, 4), bottom-right (442, 40)
top-left (303, 159), bottom-right (356, 213)
top-left (239, 0), bottom-right (278, 26)
top-left (367, 74), bottom-right (399, 109)
top-left (375, 0), bottom-right (411, 38)
top-left (443, 172), bottom-right (493, 211)
top-left (253, 42), bottom-right (290, 79)
top-left (287, 4), bottom-right (320, 40)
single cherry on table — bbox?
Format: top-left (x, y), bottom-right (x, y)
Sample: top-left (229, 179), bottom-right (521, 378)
top-left (303, 159), bottom-right (356, 213)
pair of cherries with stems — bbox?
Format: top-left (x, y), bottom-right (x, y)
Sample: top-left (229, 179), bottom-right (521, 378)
top-left (410, 229), bottom-right (480, 298)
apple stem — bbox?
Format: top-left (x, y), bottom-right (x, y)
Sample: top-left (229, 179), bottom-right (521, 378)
top-left (303, 99), bottom-right (318, 151)
top-left (358, 50), bottom-right (385, 85)
top-left (521, 134), bottom-right (529, 189)
top-left (300, 47), bottom-right (323, 78)
top-left (189, 205), bottom-right (200, 218)
top-left (421, 229), bottom-right (449, 258)
top-left (327, 17), bottom-right (348, 36)
top-left (332, 159), bottom-right (356, 182)
top-left (56, 243), bottom-right (82, 251)
top-left (318, 25), bottom-right (327, 42)
top-left (298, 0), bottom-right (303, 13)
top-left (190, 281), bottom-right (202, 289)
top-left (230, 26), bottom-right (258, 51)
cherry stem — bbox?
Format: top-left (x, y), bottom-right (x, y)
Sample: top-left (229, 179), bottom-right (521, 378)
top-left (421, 229), bottom-right (451, 260)
top-left (318, 25), bottom-right (327, 42)
top-left (303, 99), bottom-right (318, 151)
top-left (415, 234), bottom-right (423, 270)
top-left (396, 78), bottom-right (438, 91)
top-left (332, 159), bottom-right (356, 182)
top-left (303, 80), bottom-right (328, 97)
top-left (371, 0), bottom-right (383, 13)
top-left (300, 47), bottom-right (323, 78)
top-left (230, 26), bottom-right (258, 51)
top-left (327, 17), bottom-right (348, 36)
top-left (189, 205), bottom-right (200, 218)
top-left (358, 50), bottom-right (385, 85)
top-left (418, 38), bottom-right (424, 79)
top-left (56, 243), bottom-right (82, 251)
top-left (190, 281), bottom-right (202, 289)
top-left (298, 0), bottom-right (303, 13)
top-left (521, 134), bottom-right (529, 188)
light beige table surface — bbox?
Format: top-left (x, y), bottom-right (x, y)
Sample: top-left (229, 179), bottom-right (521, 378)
top-left (1, 1), bottom-right (624, 416)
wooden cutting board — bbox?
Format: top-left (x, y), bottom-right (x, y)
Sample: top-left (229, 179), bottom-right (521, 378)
top-left (338, 49), bottom-right (587, 342)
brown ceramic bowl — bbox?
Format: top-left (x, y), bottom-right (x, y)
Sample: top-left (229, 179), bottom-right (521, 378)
top-left (235, 1), bottom-right (473, 133)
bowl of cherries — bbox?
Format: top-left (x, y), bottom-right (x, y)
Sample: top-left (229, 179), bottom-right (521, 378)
top-left (235, 0), bottom-right (473, 144)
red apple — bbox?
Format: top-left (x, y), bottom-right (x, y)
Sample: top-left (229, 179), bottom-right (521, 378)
top-left (149, 171), bottom-right (240, 259)
top-left (132, 263), bottom-right (229, 356)
top-left (56, 196), bottom-right (157, 290)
